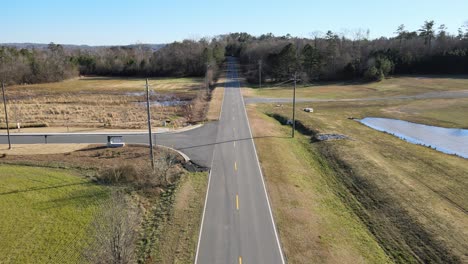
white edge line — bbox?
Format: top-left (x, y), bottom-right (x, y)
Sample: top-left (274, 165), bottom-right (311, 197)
top-left (218, 77), bottom-right (226, 120)
top-left (237, 70), bottom-right (286, 264)
top-left (194, 67), bottom-right (227, 264)
top-left (194, 166), bottom-right (213, 264)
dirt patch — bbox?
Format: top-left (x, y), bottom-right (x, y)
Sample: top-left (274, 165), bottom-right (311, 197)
top-left (0, 144), bottom-right (90, 155)
top-left (0, 144), bottom-right (184, 171)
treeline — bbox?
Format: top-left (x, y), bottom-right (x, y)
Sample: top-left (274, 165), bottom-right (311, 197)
top-left (1, 20), bottom-right (468, 85)
top-left (76, 40), bottom-right (225, 77)
top-left (0, 43), bottom-right (78, 84)
top-left (232, 21), bottom-right (468, 83)
top-left (0, 40), bottom-right (226, 85)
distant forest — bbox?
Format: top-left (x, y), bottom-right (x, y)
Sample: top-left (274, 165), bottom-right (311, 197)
top-left (1, 20), bottom-right (468, 85)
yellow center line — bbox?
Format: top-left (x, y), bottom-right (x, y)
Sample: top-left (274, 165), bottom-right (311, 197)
top-left (239, 256), bottom-right (242, 264)
top-left (235, 161), bottom-right (237, 171)
top-left (236, 194), bottom-right (239, 210)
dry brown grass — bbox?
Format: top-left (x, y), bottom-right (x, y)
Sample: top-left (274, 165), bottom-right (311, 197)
top-left (9, 76), bottom-right (204, 93)
top-left (245, 75), bottom-right (468, 99)
top-left (1, 77), bottom-right (207, 129)
top-left (246, 105), bottom-right (390, 264)
top-left (154, 172), bottom-right (207, 263)
top-left (0, 143), bottom-right (90, 155)
top-left (257, 99), bottom-right (468, 263)
top-left (206, 78), bottom-right (225, 121)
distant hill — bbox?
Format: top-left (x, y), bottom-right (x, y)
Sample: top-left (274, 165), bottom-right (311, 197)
top-left (0, 43), bottom-right (165, 51)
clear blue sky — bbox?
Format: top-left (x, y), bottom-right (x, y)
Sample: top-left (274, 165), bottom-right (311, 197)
top-left (2, 0), bottom-right (467, 45)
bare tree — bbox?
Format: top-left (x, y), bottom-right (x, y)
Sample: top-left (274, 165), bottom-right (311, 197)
top-left (309, 31), bottom-right (323, 48)
top-left (84, 191), bottom-right (140, 264)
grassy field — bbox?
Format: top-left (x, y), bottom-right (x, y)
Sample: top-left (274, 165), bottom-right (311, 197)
top-left (0, 164), bottom-right (110, 263)
top-left (0, 145), bottom-right (208, 263)
top-left (247, 92), bottom-right (468, 263)
top-left (243, 75), bottom-right (468, 99)
top-left (1, 76), bottom-right (207, 129)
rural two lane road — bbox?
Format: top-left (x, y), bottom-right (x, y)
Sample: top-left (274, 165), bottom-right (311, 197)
top-left (0, 58), bottom-right (285, 264)
top-left (194, 58), bottom-right (285, 263)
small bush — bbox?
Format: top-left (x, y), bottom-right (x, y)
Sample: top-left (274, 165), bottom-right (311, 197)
top-left (97, 152), bottom-right (182, 188)
top-left (99, 164), bottom-right (139, 185)
top-left (364, 66), bottom-right (384, 82)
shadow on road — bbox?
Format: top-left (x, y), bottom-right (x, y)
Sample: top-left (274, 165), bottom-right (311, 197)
top-left (177, 136), bottom-right (289, 151)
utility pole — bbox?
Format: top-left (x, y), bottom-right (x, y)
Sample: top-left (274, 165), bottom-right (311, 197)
top-left (292, 39), bottom-right (300, 138)
top-left (292, 72), bottom-right (296, 138)
top-left (258, 60), bottom-right (262, 88)
top-left (2, 81), bottom-right (11, 149)
top-left (205, 64), bottom-right (211, 95)
top-left (145, 79), bottom-right (155, 170)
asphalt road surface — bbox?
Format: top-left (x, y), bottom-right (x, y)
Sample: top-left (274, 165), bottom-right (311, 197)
top-left (194, 58), bottom-right (284, 264)
top-left (0, 123), bottom-right (218, 167)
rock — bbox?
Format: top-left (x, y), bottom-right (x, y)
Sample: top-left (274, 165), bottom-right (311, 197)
top-left (315, 133), bottom-right (348, 141)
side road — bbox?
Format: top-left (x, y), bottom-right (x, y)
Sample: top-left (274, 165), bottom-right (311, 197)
top-left (0, 122), bottom-right (218, 168)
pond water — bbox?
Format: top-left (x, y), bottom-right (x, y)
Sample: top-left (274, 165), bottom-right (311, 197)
top-left (359, 117), bottom-right (468, 158)
top-left (126, 92), bottom-right (189, 107)
top-left (136, 100), bottom-right (189, 107)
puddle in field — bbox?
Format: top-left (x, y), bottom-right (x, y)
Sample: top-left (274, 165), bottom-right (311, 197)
top-left (359, 117), bottom-right (468, 158)
top-left (126, 92), bottom-right (190, 107)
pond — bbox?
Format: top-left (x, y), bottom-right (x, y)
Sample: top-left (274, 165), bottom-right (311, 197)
top-left (359, 117), bottom-right (468, 158)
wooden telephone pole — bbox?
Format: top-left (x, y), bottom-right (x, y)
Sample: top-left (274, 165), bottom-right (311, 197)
top-left (292, 40), bottom-right (299, 138)
top-left (145, 79), bottom-right (155, 170)
top-left (2, 81), bottom-right (11, 149)
top-left (258, 60), bottom-right (262, 88)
